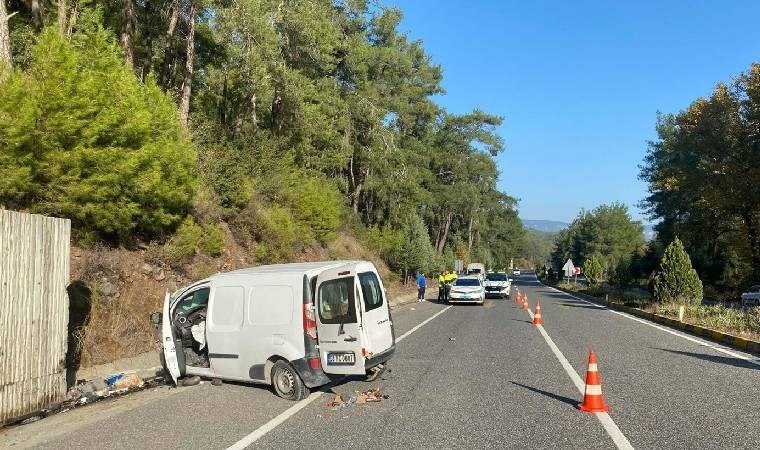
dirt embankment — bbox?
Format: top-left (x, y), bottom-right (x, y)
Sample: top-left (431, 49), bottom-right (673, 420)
top-left (68, 227), bottom-right (414, 370)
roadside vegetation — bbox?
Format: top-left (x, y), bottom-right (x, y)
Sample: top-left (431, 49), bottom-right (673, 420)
top-left (0, 2), bottom-right (527, 367)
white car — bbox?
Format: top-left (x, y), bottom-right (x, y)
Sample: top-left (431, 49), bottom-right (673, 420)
top-left (448, 276), bottom-right (485, 305)
top-left (741, 285), bottom-right (760, 307)
top-left (484, 272), bottom-right (511, 299)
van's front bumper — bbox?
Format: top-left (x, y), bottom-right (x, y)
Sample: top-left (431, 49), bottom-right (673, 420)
top-left (365, 344), bottom-right (395, 370)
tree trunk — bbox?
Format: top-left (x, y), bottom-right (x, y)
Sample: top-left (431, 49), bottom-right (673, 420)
top-left (0, 1), bottom-right (11, 69)
top-left (743, 210), bottom-right (760, 279)
top-left (58, 0), bottom-right (67, 35)
top-left (178, 0), bottom-right (196, 128)
top-left (467, 214), bottom-right (474, 254)
top-left (30, 0), bottom-right (42, 31)
top-left (271, 90), bottom-right (283, 133)
top-left (120, 0), bottom-right (135, 66)
top-left (435, 211), bottom-right (453, 255)
top-left (250, 93), bottom-right (258, 131)
top-left (160, 0), bottom-right (179, 89)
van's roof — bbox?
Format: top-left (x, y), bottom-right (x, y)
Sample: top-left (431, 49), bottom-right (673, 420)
top-left (219, 261), bottom-right (361, 277)
top-left (172, 261), bottom-right (372, 298)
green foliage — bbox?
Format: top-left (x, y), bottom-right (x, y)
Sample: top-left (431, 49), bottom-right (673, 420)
top-left (552, 203), bottom-right (644, 276)
top-left (397, 213), bottom-right (437, 278)
top-left (583, 254), bottom-right (604, 286)
top-left (0, 25), bottom-right (195, 241)
top-left (652, 238), bottom-right (704, 305)
top-left (250, 205), bottom-right (302, 264)
top-left (641, 63), bottom-right (760, 289)
top-left (163, 217), bottom-right (226, 266)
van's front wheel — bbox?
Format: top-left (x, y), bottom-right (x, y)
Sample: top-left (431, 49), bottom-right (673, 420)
top-left (271, 361), bottom-right (309, 401)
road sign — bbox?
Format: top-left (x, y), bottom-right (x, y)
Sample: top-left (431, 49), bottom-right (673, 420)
top-left (574, 267), bottom-right (581, 276)
top-left (562, 259), bottom-right (575, 277)
top-left (454, 259), bottom-right (464, 274)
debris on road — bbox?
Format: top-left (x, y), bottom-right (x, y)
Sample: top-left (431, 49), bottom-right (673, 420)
top-left (211, 378), bottom-right (223, 386)
top-left (180, 375), bottom-right (201, 387)
top-left (449, 337), bottom-right (456, 341)
top-left (326, 388), bottom-right (388, 410)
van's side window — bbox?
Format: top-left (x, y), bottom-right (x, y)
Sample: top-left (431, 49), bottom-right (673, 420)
top-left (318, 277), bottom-right (357, 324)
top-left (358, 272), bottom-right (383, 312)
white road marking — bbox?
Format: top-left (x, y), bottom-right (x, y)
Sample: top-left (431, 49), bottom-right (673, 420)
top-left (524, 288), bottom-right (635, 450)
top-left (225, 304), bottom-right (453, 449)
top-left (548, 286), bottom-right (760, 367)
top-left (396, 305), bottom-right (453, 342)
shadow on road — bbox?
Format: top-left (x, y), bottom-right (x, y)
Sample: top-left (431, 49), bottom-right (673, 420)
top-left (510, 319), bottom-right (532, 324)
top-left (554, 302), bottom-right (600, 309)
top-left (510, 381), bottom-right (578, 407)
top-left (652, 348), bottom-right (760, 370)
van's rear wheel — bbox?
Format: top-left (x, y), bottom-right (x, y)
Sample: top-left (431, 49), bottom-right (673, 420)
top-left (271, 361), bottom-right (309, 401)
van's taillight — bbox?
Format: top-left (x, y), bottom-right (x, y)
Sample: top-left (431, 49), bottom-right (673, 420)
top-left (303, 304), bottom-right (317, 340)
top-left (308, 357), bottom-right (321, 369)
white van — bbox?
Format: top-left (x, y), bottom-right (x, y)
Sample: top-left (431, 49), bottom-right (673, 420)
top-left (466, 263), bottom-right (486, 280)
top-left (155, 261), bottom-right (396, 400)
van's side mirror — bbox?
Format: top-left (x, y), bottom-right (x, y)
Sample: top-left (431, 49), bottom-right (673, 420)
top-left (150, 312), bottom-right (163, 325)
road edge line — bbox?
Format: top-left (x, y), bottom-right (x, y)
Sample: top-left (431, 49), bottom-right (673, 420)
top-left (548, 286), bottom-right (760, 367)
top-left (224, 305), bottom-right (453, 449)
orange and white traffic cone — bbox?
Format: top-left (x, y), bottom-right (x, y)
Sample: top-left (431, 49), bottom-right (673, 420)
top-left (577, 351), bottom-right (611, 413)
top-left (516, 292), bottom-right (521, 305)
top-left (532, 300), bottom-right (544, 325)
top-left (522, 295), bottom-right (529, 310)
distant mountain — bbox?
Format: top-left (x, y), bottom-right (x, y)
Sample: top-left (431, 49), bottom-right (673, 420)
top-left (521, 219), bottom-right (569, 233)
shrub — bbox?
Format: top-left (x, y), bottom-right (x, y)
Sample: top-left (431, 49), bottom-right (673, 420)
top-left (162, 217), bottom-right (226, 266)
top-left (0, 25), bottom-right (195, 241)
top-left (250, 205), bottom-right (302, 263)
top-left (286, 176), bottom-right (342, 243)
top-left (583, 254), bottom-right (604, 286)
top-left (652, 238), bottom-right (703, 305)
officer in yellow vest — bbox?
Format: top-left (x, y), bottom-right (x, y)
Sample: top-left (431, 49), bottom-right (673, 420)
top-left (437, 270), bottom-right (447, 303)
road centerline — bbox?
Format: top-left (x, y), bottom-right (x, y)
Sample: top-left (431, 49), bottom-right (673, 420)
top-left (224, 305), bottom-right (453, 450)
top-left (521, 284), bottom-right (635, 450)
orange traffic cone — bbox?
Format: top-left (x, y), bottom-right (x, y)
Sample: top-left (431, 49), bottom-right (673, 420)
top-left (522, 295), bottom-right (529, 310)
top-left (577, 351), bottom-right (611, 413)
top-left (532, 300), bottom-right (544, 325)
top-left (515, 292), bottom-right (521, 304)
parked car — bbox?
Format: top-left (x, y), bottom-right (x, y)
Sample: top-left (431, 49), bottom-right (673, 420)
top-left (513, 269), bottom-right (521, 276)
top-left (484, 272), bottom-right (511, 299)
top-left (466, 262), bottom-right (486, 280)
top-left (741, 285), bottom-right (760, 307)
top-left (153, 261), bottom-right (395, 401)
top-left (448, 276), bottom-right (485, 305)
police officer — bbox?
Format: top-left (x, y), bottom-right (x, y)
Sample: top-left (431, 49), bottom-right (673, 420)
top-left (438, 270), bottom-right (447, 303)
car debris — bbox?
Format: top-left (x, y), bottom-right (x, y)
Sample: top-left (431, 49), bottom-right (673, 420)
top-left (326, 388), bottom-right (388, 409)
top-left (9, 374), bottom-right (164, 427)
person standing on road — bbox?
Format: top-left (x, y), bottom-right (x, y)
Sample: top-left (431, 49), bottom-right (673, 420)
top-left (438, 270), bottom-right (447, 303)
top-left (416, 272), bottom-right (427, 302)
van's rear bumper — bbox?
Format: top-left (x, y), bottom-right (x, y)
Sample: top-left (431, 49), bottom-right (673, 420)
top-left (291, 357), bottom-right (333, 388)
top-left (365, 343), bottom-right (395, 370)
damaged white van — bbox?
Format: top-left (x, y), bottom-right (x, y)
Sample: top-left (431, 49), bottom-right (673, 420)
top-left (155, 261), bottom-right (395, 400)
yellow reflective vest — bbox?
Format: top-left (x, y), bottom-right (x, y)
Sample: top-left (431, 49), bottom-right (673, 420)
top-left (444, 273), bottom-right (458, 284)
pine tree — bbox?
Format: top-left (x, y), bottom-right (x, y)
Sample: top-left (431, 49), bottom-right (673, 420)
top-left (583, 254), bottom-right (604, 286)
top-left (652, 238), bottom-right (703, 305)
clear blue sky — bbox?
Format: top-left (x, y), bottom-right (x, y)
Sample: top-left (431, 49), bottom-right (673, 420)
top-left (385, 0), bottom-right (760, 223)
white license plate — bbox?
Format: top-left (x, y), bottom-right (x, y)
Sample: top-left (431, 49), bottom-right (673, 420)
top-left (327, 352), bottom-right (356, 365)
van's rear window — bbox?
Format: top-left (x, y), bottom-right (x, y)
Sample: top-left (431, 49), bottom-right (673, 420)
top-left (358, 272), bottom-right (383, 312)
top-left (318, 277), bottom-right (357, 324)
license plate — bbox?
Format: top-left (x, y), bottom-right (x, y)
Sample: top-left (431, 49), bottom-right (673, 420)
top-left (327, 352), bottom-right (356, 365)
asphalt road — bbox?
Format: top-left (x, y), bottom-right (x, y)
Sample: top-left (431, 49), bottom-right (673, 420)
top-left (3, 272), bottom-right (759, 449)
